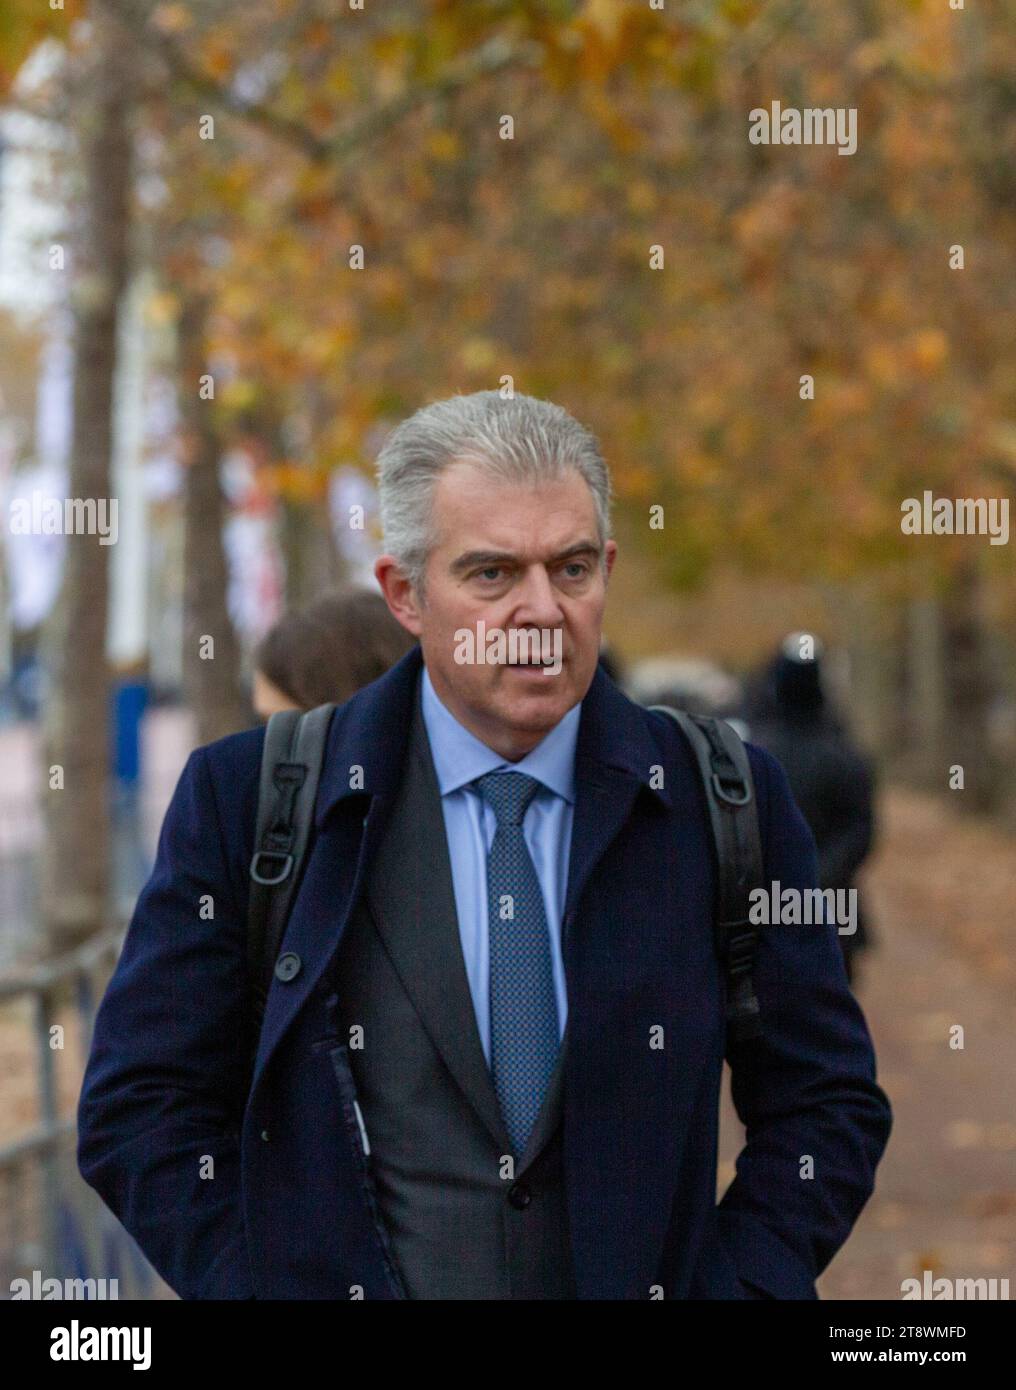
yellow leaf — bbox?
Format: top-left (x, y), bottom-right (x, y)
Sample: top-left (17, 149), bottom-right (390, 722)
top-left (151, 4), bottom-right (193, 35)
top-left (910, 329), bottom-right (948, 374)
top-left (626, 180), bottom-right (657, 215)
top-left (427, 130), bottom-right (460, 161)
top-left (220, 379), bottom-right (257, 412)
top-left (203, 43), bottom-right (235, 81)
top-left (582, 0), bottom-right (624, 44)
top-left (459, 339), bottom-right (497, 371)
top-left (143, 291), bottom-right (178, 327)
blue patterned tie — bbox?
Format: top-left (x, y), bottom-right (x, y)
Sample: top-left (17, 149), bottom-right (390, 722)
top-left (474, 771), bottom-right (561, 1158)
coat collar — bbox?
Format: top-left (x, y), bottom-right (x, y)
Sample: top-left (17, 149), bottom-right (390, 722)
top-left (314, 642), bottom-right (672, 826)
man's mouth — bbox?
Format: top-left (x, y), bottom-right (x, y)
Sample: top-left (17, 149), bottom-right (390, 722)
top-left (506, 659), bottom-right (563, 673)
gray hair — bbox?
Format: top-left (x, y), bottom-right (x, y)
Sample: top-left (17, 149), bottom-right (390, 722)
top-left (375, 390), bottom-right (613, 596)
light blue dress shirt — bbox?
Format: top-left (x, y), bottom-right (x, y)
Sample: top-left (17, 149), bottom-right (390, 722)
top-left (419, 664), bottom-right (578, 1065)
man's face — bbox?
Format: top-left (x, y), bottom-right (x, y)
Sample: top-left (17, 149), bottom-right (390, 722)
top-left (376, 459), bottom-right (616, 761)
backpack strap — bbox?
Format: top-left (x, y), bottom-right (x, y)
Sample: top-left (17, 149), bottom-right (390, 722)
top-left (246, 702), bottom-right (336, 1077)
top-left (649, 705), bottom-right (764, 1046)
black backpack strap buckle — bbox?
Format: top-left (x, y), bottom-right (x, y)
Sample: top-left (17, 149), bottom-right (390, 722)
top-left (711, 768), bottom-right (752, 806)
top-left (694, 712), bottom-right (753, 806)
top-left (249, 850), bottom-right (295, 886)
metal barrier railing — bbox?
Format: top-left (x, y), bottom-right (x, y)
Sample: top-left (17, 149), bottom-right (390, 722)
top-left (0, 925), bottom-right (168, 1299)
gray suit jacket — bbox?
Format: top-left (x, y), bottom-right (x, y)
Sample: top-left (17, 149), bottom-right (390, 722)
top-left (328, 674), bottom-right (574, 1297)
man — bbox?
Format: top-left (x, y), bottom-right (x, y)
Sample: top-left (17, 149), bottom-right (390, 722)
top-left (77, 390), bottom-right (892, 1299)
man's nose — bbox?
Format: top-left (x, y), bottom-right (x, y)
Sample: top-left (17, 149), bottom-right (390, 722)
top-left (511, 565), bottom-right (565, 626)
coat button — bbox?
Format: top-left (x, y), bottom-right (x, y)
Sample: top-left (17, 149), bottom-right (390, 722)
top-left (507, 1182), bottom-right (531, 1210)
top-left (260, 1129), bottom-right (270, 1142)
top-left (275, 952), bottom-right (301, 982)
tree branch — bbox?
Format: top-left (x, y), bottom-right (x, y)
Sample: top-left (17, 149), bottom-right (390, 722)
top-left (95, 0), bottom-right (543, 166)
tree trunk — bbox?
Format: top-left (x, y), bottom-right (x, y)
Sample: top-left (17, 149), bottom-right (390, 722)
top-left (838, 580), bottom-right (900, 764)
top-left (177, 291), bottom-right (251, 744)
top-left (904, 585), bottom-right (947, 783)
top-left (280, 496), bottom-right (340, 609)
top-left (39, 15), bottom-right (133, 954)
top-left (253, 386), bottom-right (342, 611)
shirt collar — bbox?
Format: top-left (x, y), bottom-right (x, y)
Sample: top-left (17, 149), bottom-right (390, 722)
top-left (420, 663), bottom-right (579, 804)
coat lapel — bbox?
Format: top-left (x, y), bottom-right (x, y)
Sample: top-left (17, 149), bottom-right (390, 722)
top-left (563, 663), bottom-right (672, 937)
top-left (364, 684), bottom-right (514, 1155)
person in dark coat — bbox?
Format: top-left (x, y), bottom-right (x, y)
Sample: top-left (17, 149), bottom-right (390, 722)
top-left (77, 394), bottom-right (890, 1300)
top-left (745, 634), bottom-right (877, 987)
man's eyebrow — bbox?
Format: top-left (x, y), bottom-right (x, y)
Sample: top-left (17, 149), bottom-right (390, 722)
top-left (449, 549), bottom-right (515, 576)
top-left (449, 540), bottom-right (602, 576)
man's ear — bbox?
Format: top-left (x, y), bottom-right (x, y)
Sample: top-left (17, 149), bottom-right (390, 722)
top-left (604, 539), bottom-right (618, 581)
top-left (374, 555), bottom-right (424, 637)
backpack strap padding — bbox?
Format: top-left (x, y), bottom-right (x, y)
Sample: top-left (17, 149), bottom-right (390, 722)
top-left (246, 702), bottom-right (336, 1076)
top-left (649, 705), bottom-right (765, 1046)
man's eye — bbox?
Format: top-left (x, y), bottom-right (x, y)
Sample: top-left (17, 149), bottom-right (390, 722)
top-left (477, 567), bottom-right (504, 581)
top-left (562, 562), bottom-right (590, 578)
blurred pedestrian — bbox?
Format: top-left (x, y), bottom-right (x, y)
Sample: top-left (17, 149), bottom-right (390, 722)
top-left (746, 633), bottom-right (877, 988)
top-left (251, 584), bottom-right (417, 718)
top-left (628, 655), bottom-right (749, 740)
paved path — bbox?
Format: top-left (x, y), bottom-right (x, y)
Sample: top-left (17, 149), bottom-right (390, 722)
top-left (719, 788), bottom-right (1016, 1299)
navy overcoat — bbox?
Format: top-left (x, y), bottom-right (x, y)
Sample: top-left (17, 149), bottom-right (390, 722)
top-left (78, 645), bottom-right (891, 1299)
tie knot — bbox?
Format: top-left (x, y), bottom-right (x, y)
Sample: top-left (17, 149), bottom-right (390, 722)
top-left (474, 770), bottom-right (542, 826)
